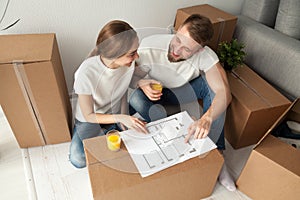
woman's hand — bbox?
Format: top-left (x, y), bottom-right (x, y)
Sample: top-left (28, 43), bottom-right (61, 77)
top-left (115, 114), bottom-right (148, 133)
top-left (137, 79), bottom-right (162, 101)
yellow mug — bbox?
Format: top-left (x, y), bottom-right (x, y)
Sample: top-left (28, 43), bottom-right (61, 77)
top-left (106, 130), bottom-right (121, 151)
top-left (151, 83), bottom-right (163, 92)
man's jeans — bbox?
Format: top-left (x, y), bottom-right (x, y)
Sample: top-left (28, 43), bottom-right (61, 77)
top-left (129, 76), bottom-right (225, 150)
top-left (69, 119), bottom-right (122, 168)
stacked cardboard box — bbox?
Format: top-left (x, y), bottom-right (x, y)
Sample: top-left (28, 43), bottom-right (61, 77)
top-left (84, 135), bottom-right (224, 200)
top-left (237, 99), bottom-right (300, 200)
top-left (174, 4), bottom-right (237, 51)
top-left (225, 64), bottom-right (291, 149)
top-left (0, 33), bottom-right (72, 148)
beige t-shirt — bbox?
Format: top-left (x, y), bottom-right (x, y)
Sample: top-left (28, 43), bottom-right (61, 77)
top-left (74, 56), bottom-right (134, 122)
top-left (135, 34), bottom-right (219, 88)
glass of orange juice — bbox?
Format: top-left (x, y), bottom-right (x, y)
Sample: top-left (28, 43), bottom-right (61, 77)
top-left (151, 83), bottom-right (163, 92)
top-left (106, 130), bottom-right (121, 151)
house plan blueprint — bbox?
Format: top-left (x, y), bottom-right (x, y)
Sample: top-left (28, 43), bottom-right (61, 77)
top-left (120, 111), bottom-right (217, 177)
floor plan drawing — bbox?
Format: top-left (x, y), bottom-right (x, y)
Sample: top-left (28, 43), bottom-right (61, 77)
top-left (120, 111), bottom-right (217, 177)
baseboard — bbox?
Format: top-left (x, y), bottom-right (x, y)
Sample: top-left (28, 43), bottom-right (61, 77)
top-left (22, 149), bottom-right (38, 200)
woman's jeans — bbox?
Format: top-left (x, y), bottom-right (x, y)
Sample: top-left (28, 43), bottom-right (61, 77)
top-left (129, 76), bottom-right (225, 150)
top-left (69, 119), bottom-right (122, 168)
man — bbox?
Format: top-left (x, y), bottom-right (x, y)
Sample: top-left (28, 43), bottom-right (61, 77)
top-left (129, 14), bottom-right (236, 191)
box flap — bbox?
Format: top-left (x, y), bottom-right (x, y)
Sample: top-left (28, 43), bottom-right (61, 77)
top-left (255, 135), bottom-right (300, 176)
top-left (0, 33), bottom-right (55, 64)
top-left (237, 146), bottom-right (300, 200)
top-left (232, 66), bottom-right (290, 107)
top-left (255, 98), bottom-right (300, 148)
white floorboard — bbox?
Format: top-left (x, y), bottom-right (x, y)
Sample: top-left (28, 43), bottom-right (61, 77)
top-left (0, 107), bottom-right (29, 200)
top-left (0, 106), bottom-right (253, 200)
top-left (28, 143), bottom-right (93, 200)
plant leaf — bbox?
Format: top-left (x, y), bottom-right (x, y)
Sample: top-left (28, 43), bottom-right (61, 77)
top-left (0, 0), bottom-right (10, 25)
top-left (1, 18), bottom-right (20, 31)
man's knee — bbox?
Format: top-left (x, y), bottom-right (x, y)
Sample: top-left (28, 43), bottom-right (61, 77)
top-left (130, 89), bottom-right (144, 101)
top-left (129, 89), bottom-right (147, 109)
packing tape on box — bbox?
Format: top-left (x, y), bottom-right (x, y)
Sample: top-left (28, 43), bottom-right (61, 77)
top-left (231, 70), bottom-right (273, 107)
top-left (13, 60), bottom-right (47, 144)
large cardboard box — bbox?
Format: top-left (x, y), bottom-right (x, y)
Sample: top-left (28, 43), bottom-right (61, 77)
top-left (174, 4), bottom-right (237, 51)
top-left (236, 99), bottom-right (300, 200)
top-left (225, 64), bottom-right (291, 149)
top-left (84, 135), bottom-right (224, 200)
top-left (0, 33), bottom-right (72, 148)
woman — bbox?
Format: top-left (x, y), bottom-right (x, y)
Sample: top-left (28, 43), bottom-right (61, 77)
top-left (69, 20), bottom-right (147, 168)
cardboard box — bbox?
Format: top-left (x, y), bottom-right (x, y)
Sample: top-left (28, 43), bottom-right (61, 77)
top-left (174, 4), bottom-right (237, 51)
top-left (236, 99), bottom-right (300, 200)
top-left (0, 33), bottom-right (72, 148)
top-left (84, 135), bottom-right (224, 200)
top-left (225, 64), bottom-right (291, 149)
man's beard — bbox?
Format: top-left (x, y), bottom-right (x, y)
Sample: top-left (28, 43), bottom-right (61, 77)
top-left (167, 50), bottom-right (185, 63)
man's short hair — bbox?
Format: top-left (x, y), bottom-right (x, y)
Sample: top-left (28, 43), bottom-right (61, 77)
top-left (182, 14), bottom-right (214, 46)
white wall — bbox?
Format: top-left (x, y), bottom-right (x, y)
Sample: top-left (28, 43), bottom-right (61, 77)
top-left (0, 0), bottom-right (244, 93)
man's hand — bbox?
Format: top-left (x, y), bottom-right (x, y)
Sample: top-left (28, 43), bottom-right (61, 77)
top-left (137, 79), bottom-right (162, 101)
top-left (184, 115), bottom-right (213, 143)
top-left (115, 114), bottom-right (148, 134)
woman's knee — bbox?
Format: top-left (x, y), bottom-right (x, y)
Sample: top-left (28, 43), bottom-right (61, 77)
top-left (69, 132), bottom-right (86, 168)
top-left (69, 153), bottom-right (86, 168)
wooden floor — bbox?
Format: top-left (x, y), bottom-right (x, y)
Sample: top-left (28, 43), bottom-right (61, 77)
top-left (0, 107), bottom-right (252, 200)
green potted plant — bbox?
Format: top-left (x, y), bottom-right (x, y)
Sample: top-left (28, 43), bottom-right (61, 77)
top-left (217, 39), bottom-right (246, 71)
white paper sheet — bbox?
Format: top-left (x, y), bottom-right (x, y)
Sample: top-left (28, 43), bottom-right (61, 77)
top-left (120, 111), bottom-right (217, 177)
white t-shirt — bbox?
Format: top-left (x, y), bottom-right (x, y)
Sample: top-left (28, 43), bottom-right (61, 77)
top-left (136, 34), bottom-right (219, 88)
top-left (74, 56), bottom-right (134, 122)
